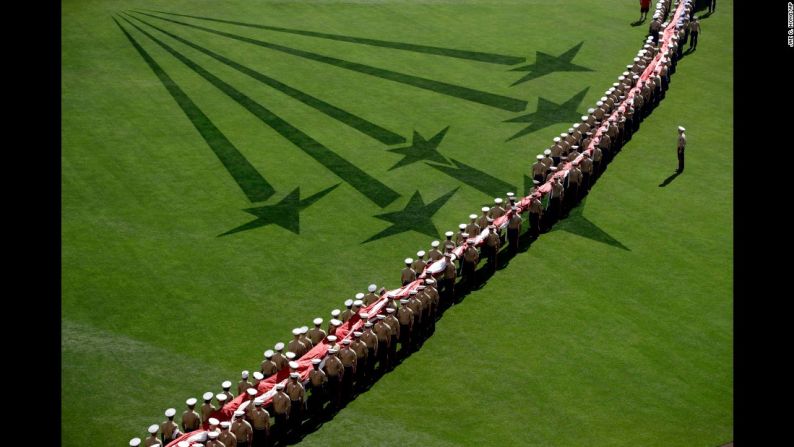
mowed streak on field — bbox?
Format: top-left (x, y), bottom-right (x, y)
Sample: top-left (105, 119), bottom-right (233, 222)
top-left (62, 0), bottom-right (731, 445)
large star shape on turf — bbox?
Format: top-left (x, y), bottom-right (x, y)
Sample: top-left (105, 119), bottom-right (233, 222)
top-left (553, 197), bottom-right (629, 251)
top-left (509, 41), bottom-right (593, 86)
top-left (504, 87), bottom-right (589, 141)
top-left (387, 127), bottom-right (450, 170)
top-left (220, 184), bottom-right (340, 236)
top-left (363, 188), bottom-right (459, 243)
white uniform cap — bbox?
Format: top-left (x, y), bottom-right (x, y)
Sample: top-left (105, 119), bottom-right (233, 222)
top-left (247, 388), bottom-right (258, 396)
top-left (342, 339), bottom-right (351, 345)
top-left (353, 331), bottom-right (363, 337)
top-left (445, 231), bottom-right (454, 238)
top-left (129, 438), bottom-right (142, 446)
top-left (596, 101), bottom-right (604, 106)
top-left (360, 312), bottom-right (369, 319)
top-left (207, 431), bottom-right (219, 439)
top-left (400, 299), bottom-right (409, 304)
top-left (417, 250), bottom-right (426, 257)
top-left (165, 408), bottom-right (176, 417)
top-left (290, 372), bottom-right (300, 378)
top-left (377, 314), bottom-right (386, 320)
top-left (331, 309), bottom-right (341, 317)
top-left (618, 76), bottom-right (625, 81)
top-left (678, 126), bottom-right (686, 132)
top-left (386, 308), bottom-right (396, 314)
top-left (300, 326), bottom-right (309, 334)
top-left (431, 240), bottom-right (440, 247)
top-left (365, 322), bottom-right (374, 327)
top-left (274, 342), bottom-right (285, 351)
top-left (458, 223), bottom-right (466, 230)
top-left (600, 96), bottom-right (608, 102)
top-left (313, 317), bottom-right (323, 326)
top-left (312, 358), bottom-right (322, 365)
top-left (148, 424), bottom-right (159, 434)
top-left (353, 300), bottom-right (363, 307)
top-left (494, 198), bottom-right (503, 204)
top-left (469, 214), bottom-right (478, 219)
top-left (344, 299), bottom-right (353, 307)
top-left (220, 421), bottom-right (231, 428)
top-left (253, 372), bottom-right (264, 380)
top-left (581, 115), bottom-right (589, 122)
top-left (241, 370), bottom-right (249, 379)
top-left (567, 127), bottom-right (574, 133)
top-left (202, 392), bottom-right (214, 401)
top-left (587, 108), bottom-right (595, 113)
top-left (327, 335), bottom-right (337, 342)
top-left (404, 257), bottom-right (413, 264)
top-left (410, 290), bottom-right (418, 295)
top-left (331, 318), bottom-right (342, 326)
top-left (481, 206), bottom-right (490, 213)
top-left (285, 352), bottom-right (296, 360)
top-left (215, 394), bottom-right (227, 402)
top-left (553, 137), bottom-right (561, 143)
top-left (186, 397), bottom-right (197, 406)
top-left (289, 361), bottom-right (299, 369)
top-left (368, 284), bottom-right (377, 292)
top-left (425, 278), bottom-right (435, 284)
top-left (177, 442), bottom-right (190, 447)
top-left (292, 328), bottom-right (302, 336)
top-left (559, 134), bottom-right (568, 139)
top-left (634, 57), bottom-right (640, 62)
top-left (264, 350), bottom-right (274, 358)
top-left (356, 293), bottom-right (365, 300)
top-left (550, 166), bottom-right (558, 171)
top-left (234, 410), bottom-right (245, 417)
top-left (328, 347), bottom-right (338, 353)
top-left (633, 75), bottom-right (639, 79)
top-left (275, 383), bottom-right (285, 390)
top-left (209, 417), bottom-right (220, 426)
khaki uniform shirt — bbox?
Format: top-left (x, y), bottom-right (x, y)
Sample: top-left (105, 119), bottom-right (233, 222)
top-left (261, 359), bottom-right (278, 377)
top-left (476, 215), bottom-right (491, 231)
top-left (427, 248), bottom-right (443, 261)
top-left (463, 245), bottom-right (479, 262)
top-left (182, 409), bottom-right (200, 432)
top-left (401, 267), bottom-right (416, 284)
top-left (286, 381), bottom-right (306, 402)
top-left (580, 157), bottom-right (594, 174)
top-left (324, 355), bottom-right (344, 377)
top-left (219, 430), bottom-right (237, 447)
top-left (508, 214), bottom-right (522, 230)
top-left (272, 352), bottom-right (288, 371)
top-left (490, 205), bottom-right (506, 219)
top-left (550, 144), bottom-right (563, 158)
top-left (598, 134), bottom-right (611, 150)
top-left (397, 305), bottom-right (414, 326)
top-left (200, 402), bottom-right (216, 423)
top-left (465, 222), bottom-right (481, 237)
top-left (272, 391), bottom-right (291, 415)
top-left (485, 231), bottom-right (500, 248)
top-left (144, 436), bottom-right (163, 446)
top-left (361, 330), bottom-right (378, 353)
top-left (454, 231), bottom-right (467, 246)
top-left (541, 155), bottom-right (553, 168)
top-left (569, 167), bottom-right (582, 185)
top-left (373, 321), bottom-right (391, 343)
top-left (231, 419), bottom-right (253, 444)
top-left (300, 334), bottom-right (314, 350)
top-left (250, 407), bottom-right (270, 431)
top-left (340, 309), bottom-right (354, 323)
top-left (288, 338), bottom-right (308, 357)
top-left (339, 347), bottom-right (358, 368)
top-left (160, 420), bottom-right (178, 441)
top-left (411, 259), bottom-right (427, 274)
top-left (690, 21), bottom-right (700, 33)
top-left (678, 133), bottom-right (686, 150)
top-left (309, 368), bottom-right (327, 387)
top-left (307, 327), bottom-right (327, 346)
top-left (532, 160), bottom-right (545, 177)
top-left (238, 380), bottom-right (253, 396)
top-left (443, 260), bottom-right (456, 279)
top-left (385, 314), bottom-right (400, 338)
top-left (443, 239), bottom-right (456, 253)
top-left (407, 297), bottom-right (422, 323)
top-left (364, 292), bottom-right (380, 306)
top-left (351, 339), bottom-right (368, 360)
top-left (529, 199), bottom-right (543, 215)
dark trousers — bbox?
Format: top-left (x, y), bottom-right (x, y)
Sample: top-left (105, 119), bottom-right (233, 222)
top-left (289, 400), bottom-right (303, 432)
top-left (552, 156), bottom-right (560, 166)
top-left (582, 173), bottom-right (592, 194)
top-left (274, 413), bottom-right (288, 440)
top-left (689, 31), bottom-right (698, 49)
top-left (546, 197), bottom-right (561, 228)
top-left (507, 227), bottom-right (519, 252)
top-left (377, 340), bottom-right (389, 370)
top-left (389, 335), bottom-right (399, 363)
top-left (342, 366), bottom-right (354, 398)
top-left (482, 245), bottom-right (497, 270)
top-left (442, 277), bottom-right (455, 302)
top-left (565, 184), bottom-right (579, 212)
top-left (529, 213), bottom-right (540, 238)
top-left (710, 0), bottom-right (716, 12)
top-left (366, 347), bottom-right (376, 378)
top-left (534, 174), bottom-right (544, 184)
top-left (308, 383), bottom-right (326, 416)
top-left (678, 150), bottom-right (685, 172)
top-left (399, 323), bottom-right (411, 352)
top-left (462, 259), bottom-right (477, 280)
top-left (252, 428), bottom-right (268, 447)
top-left (327, 375), bottom-right (341, 409)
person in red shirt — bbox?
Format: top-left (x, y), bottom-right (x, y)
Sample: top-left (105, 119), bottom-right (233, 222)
top-left (639, 0), bottom-right (651, 22)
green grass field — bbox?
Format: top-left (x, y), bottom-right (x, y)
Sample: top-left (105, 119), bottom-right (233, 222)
top-left (62, 0), bottom-right (733, 445)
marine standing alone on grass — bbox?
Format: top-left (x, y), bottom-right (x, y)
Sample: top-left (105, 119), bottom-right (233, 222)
top-left (639, 0), bottom-right (651, 22)
top-left (677, 126), bottom-right (686, 172)
top-left (689, 16), bottom-right (700, 50)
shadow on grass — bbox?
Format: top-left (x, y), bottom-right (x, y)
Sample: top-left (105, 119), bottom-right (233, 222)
top-left (631, 19), bottom-right (645, 27)
top-left (659, 170), bottom-right (681, 187)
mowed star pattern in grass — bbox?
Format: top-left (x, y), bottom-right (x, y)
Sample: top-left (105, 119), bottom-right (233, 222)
top-left (62, 1), bottom-right (733, 446)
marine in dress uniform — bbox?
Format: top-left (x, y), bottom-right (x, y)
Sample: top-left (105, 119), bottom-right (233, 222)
top-left (339, 300), bottom-right (354, 323)
top-left (238, 371), bottom-right (253, 396)
top-left (338, 340), bottom-right (358, 400)
top-left (461, 236), bottom-right (479, 282)
top-left (401, 258), bottom-right (416, 286)
top-left (272, 343), bottom-right (288, 372)
top-left (307, 318), bottom-right (327, 346)
top-left (397, 299), bottom-right (414, 354)
top-left (465, 214), bottom-right (481, 239)
top-left (483, 226), bottom-right (500, 271)
top-left (248, 400), bottom-right (270, 447)
top-left (532, 155), bottom-right (546, 184)
top-left (412, 251), bottom-right (427, 276)
top-left (271, 383), bottom-right (291, 441)
top-left (364, 284), bottom-right (380, 306)
top-left (527, 196), bottom-right (543, 238)
top-left (476, 207), bottom-right (492, 233)
top-left (144, 424), bottom-right (162, 446)
top-left (427, 241), bottom-right (443, 262)
top-left (384, 307), bottom-right (401, 358)
top-left (360, 323), bottom-right (378, 379)
top-left (181, 398), bottom-right (201, 433)
top-left (160, 408), bottom-right (180, 445)
top-left (200, 392), bottom-right (216, 425)
top-left (307, 358), bottom-right (327, 416)
top-left (323, 349), bottom-right (344, 410)
top-left (507, 208), bottom-right (522, 253)
top-left (231, 410), bottom-right (253, 447)
top-left (261, 350), bottom-right (278, 378)
top-left (285, 372), bottom-right (306, 435)
top-left (677, 126), bottom-right (686, 172)
top-left (350, 331), bottom-right (369, 388)
top-left (218, 421), bottom-right (237, 447)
